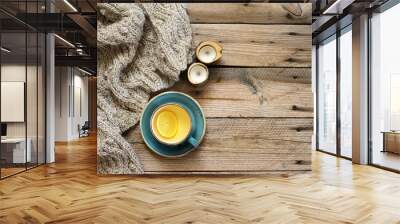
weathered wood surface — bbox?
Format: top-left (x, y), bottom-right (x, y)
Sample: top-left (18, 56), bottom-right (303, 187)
top-left (127, 118), bottom-right (312, 172)
top-left (135, 3), bottom-right (312, 174)
top-left (186, 3), bottom-right (312, 24)
top-left (192, 24), bottom-right (311, 67)
top-left (173, 67), bottom-right (313, 118)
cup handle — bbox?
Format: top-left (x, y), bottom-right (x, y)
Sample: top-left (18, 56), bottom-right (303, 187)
top-left (187, 136), bottom-right (200, 148)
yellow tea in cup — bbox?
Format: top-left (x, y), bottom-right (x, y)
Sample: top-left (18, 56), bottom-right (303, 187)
top-left (150, 104), bottom-right (192, 145)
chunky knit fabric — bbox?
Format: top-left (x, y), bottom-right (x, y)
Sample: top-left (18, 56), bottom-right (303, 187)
top-left (97, 3), bottom-right (193, 174)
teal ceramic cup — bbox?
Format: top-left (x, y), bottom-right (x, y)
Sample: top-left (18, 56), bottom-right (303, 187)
top-left (140, 91), bottom-right (206, 158)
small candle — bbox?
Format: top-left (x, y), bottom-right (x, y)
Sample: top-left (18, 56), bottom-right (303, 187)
top-left (196, 41), bottom-right (222, 64)
top-left (198, 45), bottom-right (217, 64)
top-left (188, 63), bottom-right (209, 85)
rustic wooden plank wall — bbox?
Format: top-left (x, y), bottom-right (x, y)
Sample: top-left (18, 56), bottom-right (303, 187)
top-left (127, 3), bottom-right (313, 174)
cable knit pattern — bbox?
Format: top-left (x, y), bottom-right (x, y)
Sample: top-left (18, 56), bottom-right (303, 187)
top-left (97, 3), bottom-right (193, 174)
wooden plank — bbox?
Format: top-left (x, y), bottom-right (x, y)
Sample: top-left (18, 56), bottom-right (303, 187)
top-left (172, 67), bottom-right (313, 118)
top-left (186, 3), bottom-right (312, 24)
top-left (126, 118), bottom-right (313, 172)
top-left (192, 24), bottom-right (311, 67)
top-left (138, 153), bottom-right (311, 172)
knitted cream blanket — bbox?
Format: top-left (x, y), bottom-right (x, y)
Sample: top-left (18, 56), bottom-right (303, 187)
top-left (97, 3), bottom-right (193, 174)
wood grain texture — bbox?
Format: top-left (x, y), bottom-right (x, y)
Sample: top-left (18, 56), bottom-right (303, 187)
top-left (126, 118), bottom-right (313, 172)
top-left (186, 3), bottom-right (312, 24)
top-left (3, 136), bottom-right (400, 223)
top-left (192, 24), bottom-right (311, 67)
top-left (134, 3), bottom-right (312, 174)
top-left (173, 67), bottom-right (313, 118)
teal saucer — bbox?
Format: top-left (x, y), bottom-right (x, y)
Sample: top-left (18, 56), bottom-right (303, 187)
top-left (140, 91), bottom-right (206, 158)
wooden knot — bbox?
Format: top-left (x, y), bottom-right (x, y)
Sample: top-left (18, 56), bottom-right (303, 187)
top-left (282, 3), bottom-right (303, 17)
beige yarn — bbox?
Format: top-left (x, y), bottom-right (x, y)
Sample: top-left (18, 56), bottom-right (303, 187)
top-left (97, 3), bottom-right (193, 174)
